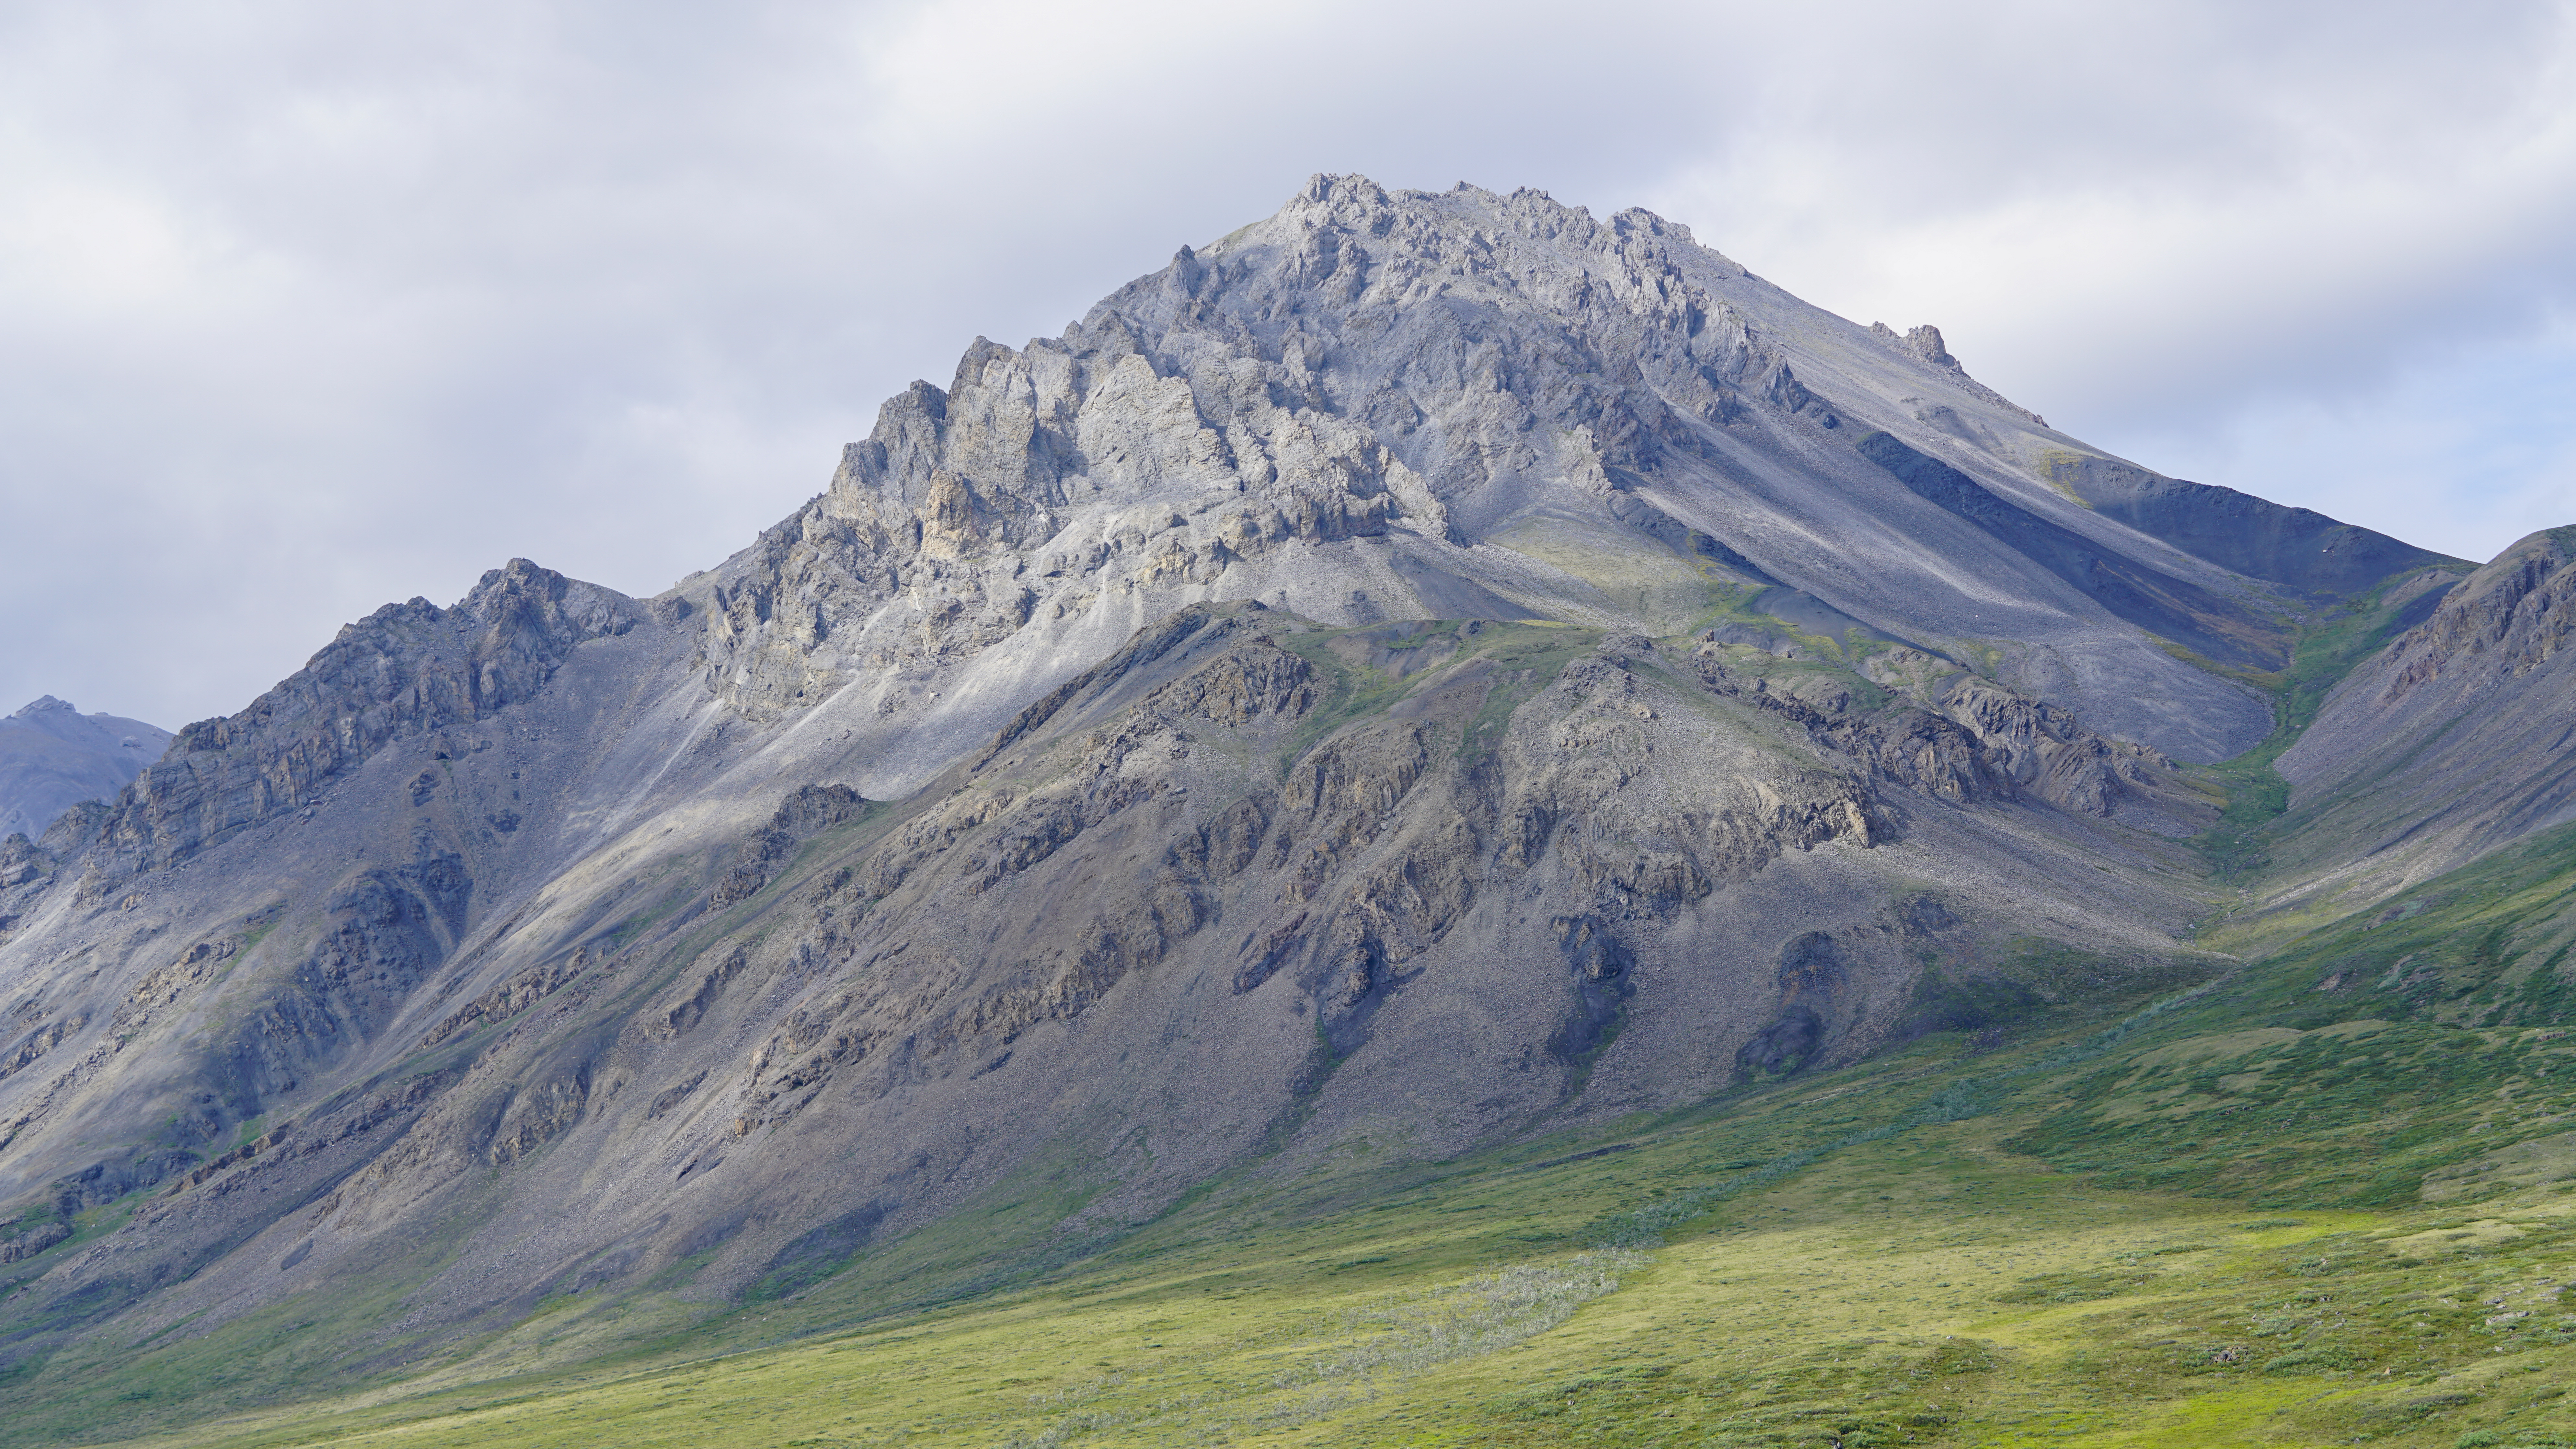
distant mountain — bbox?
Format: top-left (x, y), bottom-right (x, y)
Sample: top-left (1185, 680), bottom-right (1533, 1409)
top-left (0, 697), bottom-right (170, 841)
top-left (0, 176), bottom-right (2526, 1435)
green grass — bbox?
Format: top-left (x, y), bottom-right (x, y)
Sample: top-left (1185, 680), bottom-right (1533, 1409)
top-left (1679, 580), bottom-right (1870, 665)
top-left (1460, 624), bottom-right (1607, 763)
top-left (1269, 625), bottom-right (1452, 771)
top-left (2193, 566), bottom-right (2470, 886)
top-left (2009, 819), bottom-right (2576, 1211)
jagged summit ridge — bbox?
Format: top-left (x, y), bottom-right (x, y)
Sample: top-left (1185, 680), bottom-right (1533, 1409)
top-left (687, 174), bottom-right (2314, 772)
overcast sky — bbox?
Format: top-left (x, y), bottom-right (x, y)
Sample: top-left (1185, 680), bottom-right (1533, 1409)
top-left (6, 0), bottom-right (2574, 728)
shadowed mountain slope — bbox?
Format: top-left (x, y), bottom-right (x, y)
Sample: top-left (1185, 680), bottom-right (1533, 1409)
top-left (0, 177), bottom-right (2508, 1436)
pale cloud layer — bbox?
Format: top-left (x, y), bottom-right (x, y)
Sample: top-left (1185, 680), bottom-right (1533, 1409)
top-left (4, 0), bottom-right (2573, 727)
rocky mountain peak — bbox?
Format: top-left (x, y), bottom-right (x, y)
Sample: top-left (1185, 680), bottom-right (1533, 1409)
top-left (98, 559), bottom-right (645, 871)
top-left (691, 173), bottom-right (2303, 761)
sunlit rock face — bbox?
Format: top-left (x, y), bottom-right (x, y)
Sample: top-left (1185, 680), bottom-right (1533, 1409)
top-left (0, 176), bottom-right (2471, 1374)
top-left (691, 173), bottom-right (2413, 768)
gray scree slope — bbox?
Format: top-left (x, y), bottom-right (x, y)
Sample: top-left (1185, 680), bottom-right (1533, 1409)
top-left (0, 176), bottom-right (2502, 1382)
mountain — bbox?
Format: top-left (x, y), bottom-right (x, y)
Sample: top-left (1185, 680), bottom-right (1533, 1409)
top-left (0, 698), bottom-right (171, 842)
top-left (2269, 527), bottom-right (2576, 898)
top-left (0, 176), bottom-right (2536, 1444)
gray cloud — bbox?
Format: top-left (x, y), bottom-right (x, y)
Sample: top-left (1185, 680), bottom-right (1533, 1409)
top-left (4, 0), bottom-right (2573, 727)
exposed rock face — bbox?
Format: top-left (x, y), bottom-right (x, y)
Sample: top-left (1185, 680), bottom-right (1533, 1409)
top-left (1705, 640), bottom-right (2212, 833)
top-left (98, 560), bottom-right (641, 872)
top-left (709, 784), bottom-right (868, 908)
top-left (0, 176), bottom-right (2466, 1396)
top-left (0, 698), bottom-right (171, 842)
top-left (2375, 530), bottom-right (2576, 699)
top-left (682, 174), bottom-right (2337, 769)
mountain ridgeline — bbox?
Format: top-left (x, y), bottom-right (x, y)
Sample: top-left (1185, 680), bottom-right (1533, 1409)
top-left (1, 176), bottom-right (2559, 1441)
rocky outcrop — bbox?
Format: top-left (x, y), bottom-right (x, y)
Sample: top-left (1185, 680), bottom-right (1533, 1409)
top-left (1736, 931), bottom-right (1849, 1077)
top-left (1867, 321), bottom-right (2048, 427)
top-left (1929, 674), bottom-right (2202, 824)
top-left (715, 631), bottom-right (1328, 1127)
top-left (693, 326), bottom-right (1417, 715)
top-left (94, 561), bottom-right (641, 870)
top-left (0, 833), bottom-right (56, 938)
top-left (711, 784), bottom-right (869, 908)
top-left (0, 1014), bottom-right (85, 1086)
top-left (2376, 529), bottom-right (2576, 702)
top-left (1686, 639), bottom-right (2209, 831)
top-left (0, 1217), bottom-right (68, 1263)
top-left (263, 858), bottom-right (474, 1065)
